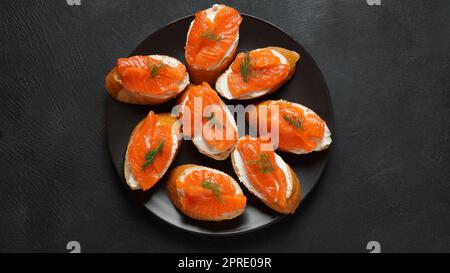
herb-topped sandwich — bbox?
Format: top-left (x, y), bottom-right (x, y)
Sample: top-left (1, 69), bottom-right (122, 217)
top-left (231, 136), bottom-right (301, 214)
top-left (185, 4), bottom-right (242, 84)
top-left (124, 111), bottom-right (182, 191)
top-left (167, 164), bottom-right (247, 221)
top-left (216, 47), bottom-right (300, 100)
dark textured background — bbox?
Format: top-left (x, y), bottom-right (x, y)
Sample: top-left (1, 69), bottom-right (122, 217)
top-left (0, 0), bottom-right (449, 252)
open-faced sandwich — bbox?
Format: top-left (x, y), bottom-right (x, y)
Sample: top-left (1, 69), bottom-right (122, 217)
top-left (177, 82), bottom-right (238, 160)
top-left (124, 111), bottom-right (181, 191)
top-left (216, 47), bottom-right (300, 100)
top-left (167, 164), bottom-right (247, 221)
top-left (249, 99), bottom-right (332, 154)
top-left (105, 55), bottom-right (189, 105)
top-left (185, 4), bottom-right (242, 84)
top-left (231, 135), bottom-right (301, 214)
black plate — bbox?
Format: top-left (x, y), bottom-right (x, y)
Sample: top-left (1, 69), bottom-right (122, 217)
top-left (107, 14), bottom-right (334, 235)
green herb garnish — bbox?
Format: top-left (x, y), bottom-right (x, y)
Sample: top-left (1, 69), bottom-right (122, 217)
top-left (245, 153), bottom-right (274, 173)
top-left (204, 112), bottom-right (222, 128)
top-left (205, 112), bottom-right (215, 121)
top-left (239, 52), bottom-right (252, 82)
top-left (142, 141), bottom-right (165, 170)
top-left (283, 115), bottom-right (303, 129)
top-left (200, 28), bottom-right (222, 41)
top-left (201, 180), bottom-right (222, 202)
top-left (149, 63), bottom-right (164, 78)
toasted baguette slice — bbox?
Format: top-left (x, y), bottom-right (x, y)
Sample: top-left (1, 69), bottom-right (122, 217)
top-left (167, 164), bottom-right (247, 221)
top-left (187, 47), bottom-right (238, 85)
top-left (124, 112), bottom-right (182, 190)
top-left (176, 82), bottom-right (238, 160)
top-left (231, 136), bottom-right (301, 214)
top-left (250, 99), bottom-right (332, 154)
top-left (216, 47), bottom-right (300, 100)
top-left (105, 55), bottom-right (189, 105)
top-left (185, 4), bottom-right (242, 85)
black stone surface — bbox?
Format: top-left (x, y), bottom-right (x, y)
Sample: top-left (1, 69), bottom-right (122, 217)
top-left (0, 0), bottom-right (449, 252)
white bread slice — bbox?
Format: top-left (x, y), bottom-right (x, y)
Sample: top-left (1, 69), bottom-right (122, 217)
top-left (231, 136), bottom-right (301, 214)
top-left (216, 47), bottom-right (300, 100)
top-left (185, 4), bottom-right (240, 84)
top-left (166, 164), bottom-right (246, 221)
top-left (255, 100), bottom-right (332, 154)
top-left (176, 85), bottom-right (238, 160)
top-left (124, 113), bottom-right (182, 190)
top-left (105, 55), bottom-right (189, 105)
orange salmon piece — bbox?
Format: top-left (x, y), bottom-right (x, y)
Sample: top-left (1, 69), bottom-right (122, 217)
top-left (180, 82), bottom-right (237, 152)
top-left (127, 111), bottom-right (174, 190)
top-left (236, 136), bottom-right (288, 207)
top-left (227, 48), bottom-right (290, 97)
top-left (117, 55), bottom-right (186, 96)
top-left (177, 169), bottom-right (246, 219)
top-left (257, 100), bottom-right (326, 153)
top-left (185, 5), bottom-right (242, 70)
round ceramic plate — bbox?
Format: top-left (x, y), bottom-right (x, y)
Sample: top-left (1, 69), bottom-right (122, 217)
top-left (107, 14), bottom-right (334, 235)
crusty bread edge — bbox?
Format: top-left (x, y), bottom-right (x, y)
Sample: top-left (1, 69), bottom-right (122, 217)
top-left (166, 164), bottom-right (246, 221)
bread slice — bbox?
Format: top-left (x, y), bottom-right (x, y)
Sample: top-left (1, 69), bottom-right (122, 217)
top-left (124, 113), bottom-right (182, 190)
top-left (215, 46), bottom-right (300, 100)
top-left (253, 100), bottom-right (332, 154)
top-left (185, 4), bottom-right (240, 85)
top-left (230, 136), bottom-right (301, 214)
top-left (105, 55), bottom-right (189, 105)
top-left (166, 164), bottom-right (246, 221)
top-left (176, 84), bottom-right (238, 160)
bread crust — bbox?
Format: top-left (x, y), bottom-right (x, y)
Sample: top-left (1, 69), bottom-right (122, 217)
top-left (124, 113), bottom-right (181, 190)
top-left (166, 164), bottom-right (246, 221)
top-left (266, 164), bottom-right (301, 214)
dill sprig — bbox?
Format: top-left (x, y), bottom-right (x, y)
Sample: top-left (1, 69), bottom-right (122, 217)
top-left (149, 63), bottom-right (164, 78)
top-left (200, 28), bottom-right (222, 41)
top-left (245, 153), bottom-right (274, 173)
top-left (142, 141), bottom-right (165, 170)
top-left (201, 180), bottom-right (222, 202)
top-left (239, 52), bottom-right (252, 82)
top-left (283, 115), bottom-right (303, 129)
top-left (204, 112), bottom-right (222, 128)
